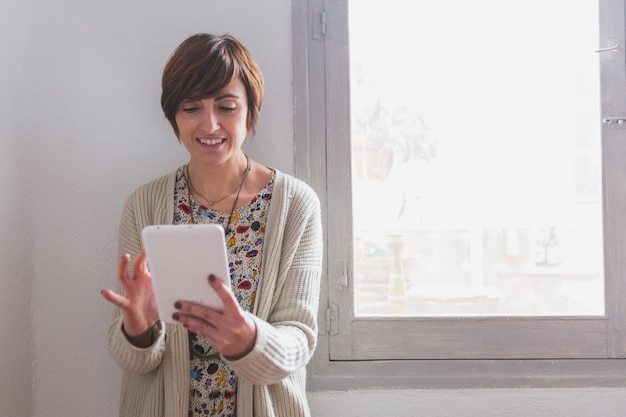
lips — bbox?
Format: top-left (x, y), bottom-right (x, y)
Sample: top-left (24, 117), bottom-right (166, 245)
top-left (197, 137), bottom-right (225, 145)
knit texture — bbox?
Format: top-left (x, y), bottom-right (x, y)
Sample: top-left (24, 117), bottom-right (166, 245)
top-left (107, 168), bottom-right (323, 417)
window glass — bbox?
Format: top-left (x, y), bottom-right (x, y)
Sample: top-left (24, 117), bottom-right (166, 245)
top-left (349, 0), bottom-right (603, 316)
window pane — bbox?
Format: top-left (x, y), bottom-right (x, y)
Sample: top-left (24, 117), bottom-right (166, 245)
top-left (350, 0), bottom-right (604, 316)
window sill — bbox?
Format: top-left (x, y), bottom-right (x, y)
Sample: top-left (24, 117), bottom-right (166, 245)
top-left (308, 355), bottom-right (626, 390)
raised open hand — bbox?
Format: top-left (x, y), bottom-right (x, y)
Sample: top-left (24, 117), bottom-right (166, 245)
top-left (101, 249), bottom-right (159, 338)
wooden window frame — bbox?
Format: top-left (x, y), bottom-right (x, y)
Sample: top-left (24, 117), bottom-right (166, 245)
top-left (293, 0), bottom-right (626, 389)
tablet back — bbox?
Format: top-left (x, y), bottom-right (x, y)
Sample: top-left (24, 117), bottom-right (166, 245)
top-left (142, 224), bottom-right (231, 320)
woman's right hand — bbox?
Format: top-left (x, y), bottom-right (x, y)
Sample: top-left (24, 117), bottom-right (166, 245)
top-left (100, 249), bottom-right (159, 340)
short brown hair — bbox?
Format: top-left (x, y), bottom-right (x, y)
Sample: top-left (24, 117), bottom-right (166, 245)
top-left (161, 33), bottom-right (264, 138)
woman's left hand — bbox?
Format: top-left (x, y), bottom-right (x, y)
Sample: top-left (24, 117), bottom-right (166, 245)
top-left (172, 274), bottom-right (257, 359)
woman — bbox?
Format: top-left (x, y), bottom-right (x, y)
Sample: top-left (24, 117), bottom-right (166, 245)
top-left (101, 33), bottom-right (323, 417)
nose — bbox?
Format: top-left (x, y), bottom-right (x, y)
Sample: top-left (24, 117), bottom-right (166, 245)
top-left (199, 104), bottom-right (219, 132)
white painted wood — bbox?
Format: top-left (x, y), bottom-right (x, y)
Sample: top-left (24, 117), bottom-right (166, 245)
top-left (296, 0), bottom-right (626, 388)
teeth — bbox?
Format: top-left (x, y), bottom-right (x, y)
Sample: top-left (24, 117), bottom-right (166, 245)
top-left (198, 138), bottom-right (223, 145)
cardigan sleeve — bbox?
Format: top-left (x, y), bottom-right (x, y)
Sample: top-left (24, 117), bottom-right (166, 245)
top-left (225, 176), bottom-right (323, 384)
top-left (107, 174), bottom-right (173, 374)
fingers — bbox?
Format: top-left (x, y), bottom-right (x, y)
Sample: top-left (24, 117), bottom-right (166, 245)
top-left (118, 253), bottom-right (131, 283)
top-left (174, 273), bottom-right (236, 316)
top-left (174, 275), bottom-right (236, 319)
top-left (172, 275), bottom-right (257, 358)
top-left (174, 301), bottom-right (218, 323)
top-left (117, 250), bottom-right (151, 287)
top-left (135, 249), bottom-right (148, 276)
top-left (208, 274), bottom-right (239, 311)
top-left (100, 288), bottom-right (129, 309)
top-left (171, 275), bottom-right (230, 332)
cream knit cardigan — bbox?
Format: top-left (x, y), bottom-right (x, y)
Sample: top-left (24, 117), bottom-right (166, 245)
top-left (107, 168), bottom-right (323, 417)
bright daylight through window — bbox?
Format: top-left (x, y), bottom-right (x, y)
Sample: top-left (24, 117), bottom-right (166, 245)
top-left (349, 0), bottom-right (604, 317)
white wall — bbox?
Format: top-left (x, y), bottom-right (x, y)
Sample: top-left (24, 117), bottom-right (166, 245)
top-left (3, 0), bottom-right (626, 416)
top-left (1, 0), bottom-right (33, 416)
top-left (22, 1), bottom-right (293, 416)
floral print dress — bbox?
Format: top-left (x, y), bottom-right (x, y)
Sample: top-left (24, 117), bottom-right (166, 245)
top-left (173, 167), bottom-right (273, 417)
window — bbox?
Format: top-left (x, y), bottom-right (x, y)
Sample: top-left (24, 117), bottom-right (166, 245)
top-left (294, 0), bottom-right (626, 388)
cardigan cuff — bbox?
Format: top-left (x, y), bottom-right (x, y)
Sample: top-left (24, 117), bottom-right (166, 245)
top-left (109, 317), bottom-right (167, 374)
top-left (225, 314), bottom-right (311, 385)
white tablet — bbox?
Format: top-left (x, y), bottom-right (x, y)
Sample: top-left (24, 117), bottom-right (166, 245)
top-left (142, 224), bottom-right (231, 321)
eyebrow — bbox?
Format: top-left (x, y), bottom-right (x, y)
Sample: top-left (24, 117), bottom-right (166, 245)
top-left (179, 93), bottom-right (241, 106)
top-left (215, 93), bottom-right (241, 101)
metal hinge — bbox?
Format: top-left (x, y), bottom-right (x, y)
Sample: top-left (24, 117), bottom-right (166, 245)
top-left (320, 10), bottom-right (327, 35)
top-left (325, 303), bottom-right (339, 335)
top-left (313, 9), bottom-right (327, 40)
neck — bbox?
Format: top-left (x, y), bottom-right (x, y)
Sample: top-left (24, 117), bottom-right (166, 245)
top-left (186, 154), bottom-right (250, 204)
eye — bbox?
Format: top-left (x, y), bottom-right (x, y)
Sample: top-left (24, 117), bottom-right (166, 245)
top-left (181, 106), bottom-right (200, 114)
top-left (219, 106), bottom-right (237, 113)
top-left (179, 100), bottom-right (201, 114)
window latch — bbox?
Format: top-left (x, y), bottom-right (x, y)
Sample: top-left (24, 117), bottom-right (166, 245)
top-left (337, 263), bottom-right (349, 291)
top-left (595, 43), bottom-right (621, 53)
top-left (602, 117), bottom-right (626, 125)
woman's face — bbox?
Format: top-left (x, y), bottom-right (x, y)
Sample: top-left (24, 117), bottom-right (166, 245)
top-left (175, 77), bottom-right (248, 167)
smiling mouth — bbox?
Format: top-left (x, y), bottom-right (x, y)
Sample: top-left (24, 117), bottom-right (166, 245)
top-left (197, 138), bottom-right (225, 145)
